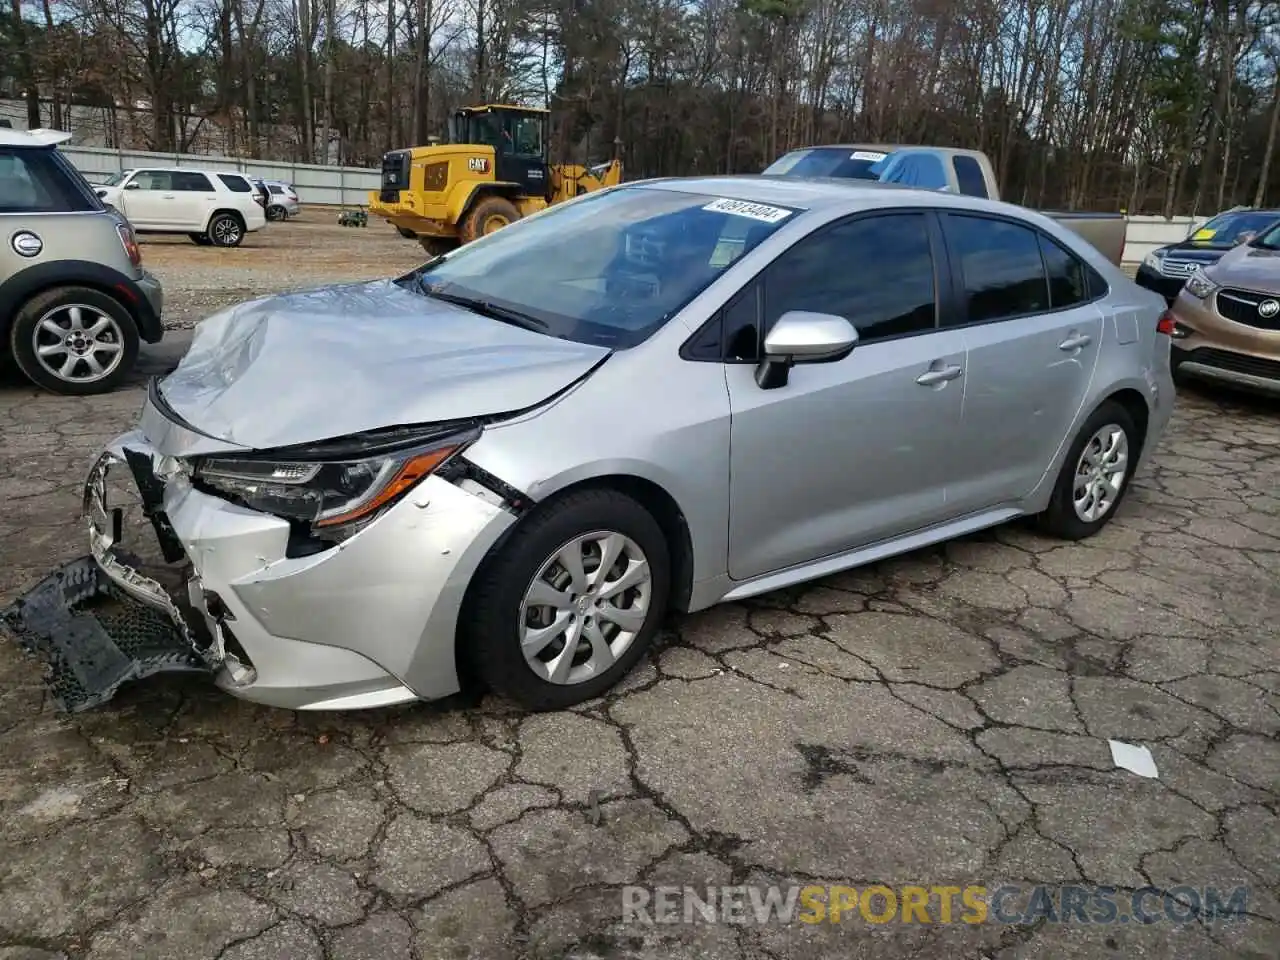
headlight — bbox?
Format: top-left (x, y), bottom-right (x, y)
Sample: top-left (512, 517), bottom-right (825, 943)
top-left (1142, 251), bottom-right (1163, 270)
top-left (1184, 268), bottom-right (1218, 300)
top-left (193, 429), bottom-right (476, 540)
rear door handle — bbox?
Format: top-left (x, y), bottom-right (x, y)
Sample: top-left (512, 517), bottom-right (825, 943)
top-left (1059, 333), bottom-right (1092, 350)
top-left (161, 193), bottom-right (176, 199)
top-left (916, 364), bottom-right (963, 386)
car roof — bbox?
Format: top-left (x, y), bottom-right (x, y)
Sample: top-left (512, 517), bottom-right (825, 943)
top-left (629, 174), bottom-right (1003, 215)
top-left (122, 166), bottom-right (249, 176)
top-left (0, 127), bottom-right (73, 148)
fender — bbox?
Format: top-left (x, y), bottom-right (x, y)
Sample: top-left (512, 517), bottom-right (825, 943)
top-left (0, 260), bottom-right (164, 343)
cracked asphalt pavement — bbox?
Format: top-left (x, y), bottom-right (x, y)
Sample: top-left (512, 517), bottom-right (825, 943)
top-left (0, 222), bottom-right (1278, 959)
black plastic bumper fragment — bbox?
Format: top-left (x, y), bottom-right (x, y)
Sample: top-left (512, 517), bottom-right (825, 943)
top-left (0, 556), bottom-right (208, 712)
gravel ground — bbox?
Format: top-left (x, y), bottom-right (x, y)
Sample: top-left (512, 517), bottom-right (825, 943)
top-left (142, 209), bottom-right (428, 329)
top-left (0, 221), bottom-right (1278, 960)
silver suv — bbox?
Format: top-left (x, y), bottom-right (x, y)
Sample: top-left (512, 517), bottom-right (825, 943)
top-left (1, 128), bottom-right (164, 394)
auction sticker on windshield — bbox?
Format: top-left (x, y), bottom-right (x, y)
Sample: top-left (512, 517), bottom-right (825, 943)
top-left (851, 150), bottom-right (887, 161)
top-left (702, 198), bottom-right (794, 223)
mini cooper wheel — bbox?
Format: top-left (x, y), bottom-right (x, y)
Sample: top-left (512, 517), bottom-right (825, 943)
top-left (207, 212), bottom-right (245, 247)
top-left (9, 286), bottom-right (140, 396)
top-left (464, 489), bottom-right (671, 710)
top-left (1037, 400), bottom-right (1138, 540)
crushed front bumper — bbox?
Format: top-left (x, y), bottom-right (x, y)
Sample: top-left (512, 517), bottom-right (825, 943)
top-left (1, 426), bottom-right (517, 712)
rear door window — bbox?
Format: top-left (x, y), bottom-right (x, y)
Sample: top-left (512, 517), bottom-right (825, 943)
top-left (941, 214), bottom-right (1049, 323)
top-left (175, 171), bottom-right (214, 191)
top-left (0, 147), bottom-right (99, 213)
top-left (952, 156), bottom-right (989, 198)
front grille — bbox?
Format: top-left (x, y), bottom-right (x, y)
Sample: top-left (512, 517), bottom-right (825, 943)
top-left (1158, 257), bottom-right (1205, 279)
top-left (1185, 347), bottom-right (1280, 382)
top-left (1215, 288), bottom-right (1280, 330)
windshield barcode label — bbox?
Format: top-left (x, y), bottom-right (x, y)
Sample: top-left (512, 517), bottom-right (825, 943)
top-left (851, 151), bottom-right (887, 161)
top-left (702, 198), bottom-right (793, 223)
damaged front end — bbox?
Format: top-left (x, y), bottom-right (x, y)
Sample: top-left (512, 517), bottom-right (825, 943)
top-left (0, 441), bottom-right (243, 712)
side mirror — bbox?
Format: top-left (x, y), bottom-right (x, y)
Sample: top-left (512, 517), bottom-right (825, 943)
top-left (124, 181), bottom-right (140, 190)
top-left (756, 311), bottom-right (858, 389)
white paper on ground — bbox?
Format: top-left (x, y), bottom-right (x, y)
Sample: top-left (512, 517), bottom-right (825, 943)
top-left (1108, 740), bottom-right (1159, 779)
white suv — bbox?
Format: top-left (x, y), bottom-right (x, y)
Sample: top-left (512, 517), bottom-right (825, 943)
top-left (94, 168), bottom-right (267, 247)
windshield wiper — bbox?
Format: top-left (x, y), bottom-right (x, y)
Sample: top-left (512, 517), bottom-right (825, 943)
top-left (419, 281), bottom-right (548, 332)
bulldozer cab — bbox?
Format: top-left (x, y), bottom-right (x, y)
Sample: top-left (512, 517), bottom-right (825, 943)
top-left (449, 105), bottom-right (550, 199)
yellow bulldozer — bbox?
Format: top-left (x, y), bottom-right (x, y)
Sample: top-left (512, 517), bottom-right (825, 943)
top-left (367, 103), bottom-right (623, 256)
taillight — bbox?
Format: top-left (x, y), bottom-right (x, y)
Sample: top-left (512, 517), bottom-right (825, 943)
top-left (116, 221), bottom-right (142, 269)
top-left (1156, 310), bottom-right (1176, 335)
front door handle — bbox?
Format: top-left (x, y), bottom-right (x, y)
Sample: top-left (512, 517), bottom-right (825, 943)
top-left (916, 364), bottom-right (963, 386)
top-left (1059, 332), bottom-right (1093, 351)
top-left (161, 194), bottom-right (176, 199)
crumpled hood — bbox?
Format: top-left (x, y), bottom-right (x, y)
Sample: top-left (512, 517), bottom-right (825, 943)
top-left (1208, 244), bottom-right (1280, 292)
top-left (158, 279), bottom-right (610, 450)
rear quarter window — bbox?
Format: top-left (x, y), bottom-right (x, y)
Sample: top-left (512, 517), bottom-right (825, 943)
top-left (0, 147), bottom-right (99, 214)
top-left (217, 174), bottom-right (253, 193)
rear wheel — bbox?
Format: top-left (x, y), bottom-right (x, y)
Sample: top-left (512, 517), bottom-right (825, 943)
top-left (9, 286), bottom-right (140, 396)
top-left (267, 204), bottom-right (288, 221)
top-left (459, 195), bottom-right (520, 244)
top-left (462, 489), bottom-right (671, 710)
top-left (206, 212), bottom-right (245, 247)
top-left (1036, 400), bottom-right (1139, 540)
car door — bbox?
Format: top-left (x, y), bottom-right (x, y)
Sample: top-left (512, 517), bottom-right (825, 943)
top-left (938, 212), bottom-right (1106, 513)
top-left (118, 169), bottom-right (174, 228)
top-left (174, 170), bottom-right (218, 230)
top-left (724, 210), bottom-right (968, 582)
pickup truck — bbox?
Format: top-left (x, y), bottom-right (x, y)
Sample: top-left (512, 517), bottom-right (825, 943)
top-left (763, 144), bottom-right (1128, 266)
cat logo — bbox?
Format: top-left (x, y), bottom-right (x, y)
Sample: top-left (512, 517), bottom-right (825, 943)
top-left (468, 157), bottom-right (490, 173)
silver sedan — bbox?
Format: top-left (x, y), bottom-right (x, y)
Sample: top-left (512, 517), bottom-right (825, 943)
top-left (5, 176), bottom-right (1175, 713)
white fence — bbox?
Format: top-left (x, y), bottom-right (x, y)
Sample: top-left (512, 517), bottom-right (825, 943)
top-left (61, 145), bottom-right (379, 207)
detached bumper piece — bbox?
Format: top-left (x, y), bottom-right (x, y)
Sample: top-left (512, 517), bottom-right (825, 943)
top-left (0, 555), bottom-right (209, 712)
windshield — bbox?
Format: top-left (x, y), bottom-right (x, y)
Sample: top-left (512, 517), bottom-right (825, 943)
top-left (1185, 211), bottom-right (1280, 248)
top-left (405, 186), bottom-right (797, 348)
top-left (1253, 221), bottom-right (1280, 251)
top-left (101, 171), bottom-right (129, 186)
top-left (763, 147), bottom-right (888, 180)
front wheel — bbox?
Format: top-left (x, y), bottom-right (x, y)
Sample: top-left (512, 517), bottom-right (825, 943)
top-left (462, 489), bottom-right (671, 710)
top-left (458, 195), bottom-right (520, 244)
top-left (8, 286), bottom-right (140, 395)
top-left (1036, 400), bottom-right (1139, 540)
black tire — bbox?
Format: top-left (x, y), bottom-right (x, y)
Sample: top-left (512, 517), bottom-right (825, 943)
top-left (267, 204), bottom-right (288, 221)
top-left (419, 236), bottom-right (456, 259)
top-left (189, 233), bottom-right (213, 246)
top-left (459, 195), bottom-right (520, 244)
top-left (462, 488), bottom-right (671, 710)
top-left (9, 286), bottom-right (140, 396)
top-left (1036, 400), bottom-right (1140, 540)
top-left (206, 211), bottom-right (245, 247)
top-left (397, 226), bottom-right (417, 240)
